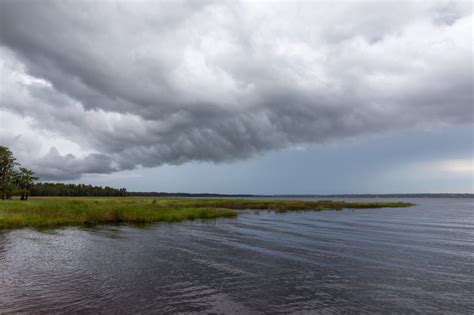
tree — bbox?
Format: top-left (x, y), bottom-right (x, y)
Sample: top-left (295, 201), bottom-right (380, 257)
top-left (0, 146), bottom-right (18, 200)
top-left (15, 167), bottom-right (38, 200)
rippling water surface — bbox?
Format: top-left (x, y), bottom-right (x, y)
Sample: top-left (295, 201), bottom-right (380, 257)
top-left (1, 198), bottom-right (473, 313)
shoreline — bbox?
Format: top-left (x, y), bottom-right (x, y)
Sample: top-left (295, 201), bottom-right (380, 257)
top-left (0, 197), bottom-right (413, 230)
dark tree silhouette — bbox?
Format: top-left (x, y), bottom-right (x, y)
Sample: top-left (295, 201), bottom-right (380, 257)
top-left (0, 146), bottom-right (18, 200)
top-left (15, 167), bottom-right (38, 200)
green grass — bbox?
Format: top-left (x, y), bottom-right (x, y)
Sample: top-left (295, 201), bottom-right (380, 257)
top-left (0, 197), bottom-right (413, 230)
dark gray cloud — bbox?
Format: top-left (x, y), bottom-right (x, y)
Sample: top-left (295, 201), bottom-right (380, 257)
top-left (0, 0), bottom-right (472, 180)
top-left (32, 148), bottom-right (116, 180)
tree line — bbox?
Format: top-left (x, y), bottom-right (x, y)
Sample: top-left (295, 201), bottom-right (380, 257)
top-left (0, 146), bottom-right (127, 199)
top-left (30, 183), bottom-right (127, 197)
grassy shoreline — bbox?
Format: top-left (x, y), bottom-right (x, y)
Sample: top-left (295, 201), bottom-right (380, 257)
top-left (0, 197), bottom-right (413, 230)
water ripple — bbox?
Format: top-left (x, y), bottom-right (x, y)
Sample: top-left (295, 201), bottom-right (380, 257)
top-left (0, 198), bottom-right (473, 313)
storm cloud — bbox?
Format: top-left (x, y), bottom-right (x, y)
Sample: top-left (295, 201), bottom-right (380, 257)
top-left (0, 0), bottom-right (472, 180)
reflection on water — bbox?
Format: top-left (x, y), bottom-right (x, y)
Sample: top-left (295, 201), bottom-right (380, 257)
top-left (1, 198), bottom-right (473, 313)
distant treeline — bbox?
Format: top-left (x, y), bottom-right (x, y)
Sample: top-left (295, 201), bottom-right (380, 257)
top-left (127, 192), bottom-right (255, 198)
top-left (310, 193), bottom-right (474, 198)
top-left (30, 183), bottom-right (127, 197)
top-left (128, 192), bottom-right (474, 198)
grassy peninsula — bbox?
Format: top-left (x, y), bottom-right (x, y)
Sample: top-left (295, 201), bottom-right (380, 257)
top-left (0, 197), bottom-right (412, 230)
top-left (0, 146), bottom-right (413, 230)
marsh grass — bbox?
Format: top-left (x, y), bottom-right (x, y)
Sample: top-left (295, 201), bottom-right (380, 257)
top-left (0, 197), bottom-right (412, 230)
top-left (157, 198), bottom-right (412, 211)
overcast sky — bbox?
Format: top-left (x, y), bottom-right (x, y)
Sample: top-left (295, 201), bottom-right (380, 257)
top-left (0, 0), bottom-right (472, 193)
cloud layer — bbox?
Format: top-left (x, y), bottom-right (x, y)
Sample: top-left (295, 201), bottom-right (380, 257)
top-left (0, 0), bottom-right (472, 179)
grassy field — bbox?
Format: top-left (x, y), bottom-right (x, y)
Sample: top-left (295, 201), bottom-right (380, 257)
top-left (0, 197), bottom-right (413, 230)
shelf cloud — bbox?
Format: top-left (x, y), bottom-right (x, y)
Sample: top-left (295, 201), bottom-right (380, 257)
top-left (0, 0), bottom-right (472, 180)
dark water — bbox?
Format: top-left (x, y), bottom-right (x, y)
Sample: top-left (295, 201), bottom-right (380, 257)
top-left (1, 198), bottom-right (473, 313)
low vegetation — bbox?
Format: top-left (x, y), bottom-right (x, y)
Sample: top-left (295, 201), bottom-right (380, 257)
top-left (0, 198), bottom-right (237, 229)
top-left (0, 197), bottom-right (413, 230)
top-left (155, 198), bottom-right (412, 211)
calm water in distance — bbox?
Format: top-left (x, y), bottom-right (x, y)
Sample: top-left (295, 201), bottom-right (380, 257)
top-left (1, 198), bottom-right (473, 313)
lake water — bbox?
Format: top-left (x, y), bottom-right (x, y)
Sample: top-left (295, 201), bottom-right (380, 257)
top-left (1, 198), bottom-right (473, 313)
